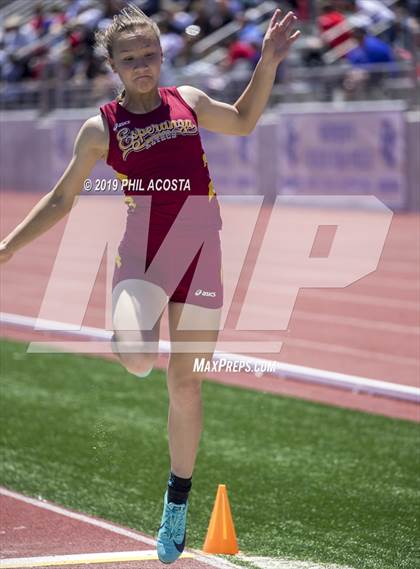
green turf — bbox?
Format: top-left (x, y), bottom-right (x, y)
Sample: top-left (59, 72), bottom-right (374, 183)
top-left (0, 338), bottom-right (419, 569)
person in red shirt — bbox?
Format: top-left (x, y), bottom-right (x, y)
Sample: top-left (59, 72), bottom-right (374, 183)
top-left (228, 37), bottom-right (258, 66)
top-left (0, 3), bottom-right (300, 563)
top-left (30, 2), bottom-right (48, 37)
top-left (318, 0), bottom-right (353, 50)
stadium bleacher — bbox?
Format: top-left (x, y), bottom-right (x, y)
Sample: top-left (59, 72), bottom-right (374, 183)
top-left (0, 0), bottom-right (418, 111)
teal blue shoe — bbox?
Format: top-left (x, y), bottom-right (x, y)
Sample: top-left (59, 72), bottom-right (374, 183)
top-left (157, 490), bottom-right (188, 564)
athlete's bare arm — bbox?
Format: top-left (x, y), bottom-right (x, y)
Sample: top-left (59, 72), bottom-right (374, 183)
top-left (178, 10), bottom-right (299, 137)
top-left (0, 114), bottom-right (109, 263)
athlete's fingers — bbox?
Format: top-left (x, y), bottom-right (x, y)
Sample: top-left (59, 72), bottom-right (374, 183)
top-left (269, 8), bottom-right (282, 29)
top-left (275, 14), bottom-right (297, 38)
top-left (0, 243), bottom-right (13, 264)
top-left (272, 13), bottom-right (298, 41)
top-left (278, 10), bottom-right (295, 29)
top-left (287, 30), bottom-right (301, 44)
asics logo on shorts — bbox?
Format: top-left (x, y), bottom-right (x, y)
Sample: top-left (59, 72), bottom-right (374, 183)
top-left (195, 289), bottom-right (216, 297)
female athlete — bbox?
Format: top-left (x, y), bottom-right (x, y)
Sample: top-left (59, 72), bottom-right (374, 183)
top-left (0, 4), bottom-right (299, 563)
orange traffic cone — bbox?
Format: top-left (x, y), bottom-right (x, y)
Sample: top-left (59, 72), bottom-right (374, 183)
top-left (202, 484), bottom-right (239, 554)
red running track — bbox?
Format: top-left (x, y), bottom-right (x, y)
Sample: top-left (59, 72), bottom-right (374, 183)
top-left (0, 487), bottom-right (231, 569)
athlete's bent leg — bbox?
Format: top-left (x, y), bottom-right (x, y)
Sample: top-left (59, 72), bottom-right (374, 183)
top-left (112, 278), bottom-right (167, 377)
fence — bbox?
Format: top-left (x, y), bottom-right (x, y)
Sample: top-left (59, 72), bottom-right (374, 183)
top-left (1, 102), bottom-right (418, 211)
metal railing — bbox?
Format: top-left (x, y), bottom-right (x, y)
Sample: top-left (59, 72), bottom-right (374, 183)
top-left (1, 58), bottom-right (418, 114)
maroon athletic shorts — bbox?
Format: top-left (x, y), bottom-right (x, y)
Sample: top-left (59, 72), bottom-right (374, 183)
top-left (112, 216), bottom-right (223, 309)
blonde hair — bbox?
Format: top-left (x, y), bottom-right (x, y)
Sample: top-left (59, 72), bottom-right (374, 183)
top-left (95, 3), bottom-right (161, 102)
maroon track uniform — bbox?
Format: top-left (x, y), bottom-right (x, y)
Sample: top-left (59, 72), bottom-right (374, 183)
top-left (100, 86), bottom-right (223, 308)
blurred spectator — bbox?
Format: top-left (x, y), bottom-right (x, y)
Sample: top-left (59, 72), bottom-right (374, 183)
top-left (30, 3), bottom-right (50, 38)
top-left (222, 31), bottom-right (259, 70)
top-left (142, 0), bottom-right (161, 15)
top-left (2, 15), bottom-right (37, 51)
top-left (189, 1), bottom-right (214, 36)
top-left (343, 21), bottom-right (396, 100)
top-left (392, 3), bottom-right (419, 53)
top-left (102, 0), bottom-right (126, 18)
top-left (344, 0), bottom-right (397, 42)
top-left (170, 5), bottom-right (195, 33)
top-left (75, 3), bottom-right (103, 29)
top-left (160, 18), bottom-right (185, 64)
top-left (342, 22), bottom-right (396, 100)
top-left (235, 11), bottom-right (263, 44)
top-left (300, 36), bottom-right (324, 66)
top-left (405, 0), bottom-right (420, 17)
top-left (228, 39), bottom-right (257, 66)
top-left (211, 0), bottom-right (236, 29)
top-left (290, 0), bottom-right (311, 21)
top-left (47, 4), bottom-right (68, 33)
top-left (1, 15), bottom-right (37, 81)
top-left (64, 0), bottom-right (91, 20)
top-left (318, 1), bottom-right (353, 50)
top-left (346, 25), bottom-right (395, 65)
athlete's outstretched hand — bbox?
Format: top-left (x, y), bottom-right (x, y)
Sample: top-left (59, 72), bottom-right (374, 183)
top-left (0, 241), bottom-right (14, 264)
top-left (261, 9), bottom-right (301, 68)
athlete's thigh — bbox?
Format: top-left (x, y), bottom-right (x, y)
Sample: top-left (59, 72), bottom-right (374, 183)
top-left (167, 301), bottom-right (222, 378)
top-left (112, 278), bottom-right (168, 353)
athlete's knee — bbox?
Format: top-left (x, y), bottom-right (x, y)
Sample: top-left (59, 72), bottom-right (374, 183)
top-left (168, 380), bottom-right (202, 411)
top-left (167, 364), bottom-right (203, 406)
top-left (122, 353), bottom-right (156, 377)
top-left (111, 332), bottom-right (157, 377)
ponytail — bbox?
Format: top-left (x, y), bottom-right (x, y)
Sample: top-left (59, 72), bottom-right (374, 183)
top-left (116, 88), bottom-right (126, 103)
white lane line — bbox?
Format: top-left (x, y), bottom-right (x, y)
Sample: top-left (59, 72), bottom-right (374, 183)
top-left (0, 313), bottom-right (112, 340)
top-left (221, 298), bottom-right (420, 335)
top-left (303, 290), bottom-right (419, 311)
top-left (239, 555), bottom-right (356, 569)
top-left (230, 277), bottom-right (419, 309)
top-left (0, 313), bottom-right (282, 354)
top-left (26, 341), bottom-right (283, 355)
top-left (282, 337), bottom-right (419, 367)
top-left (1, 312), bottom-right (419, 402)
top-left (216, 352), bottom-right (420, 402)
top-left (284, 310), bottom-right (419, 335)
top-left (0, 549), bottom-right (194, 568)
top-left (191, 550), bottom-right (244, 569)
